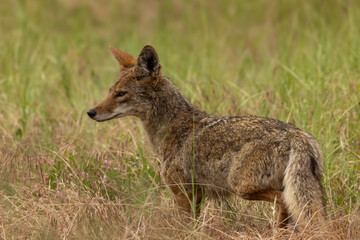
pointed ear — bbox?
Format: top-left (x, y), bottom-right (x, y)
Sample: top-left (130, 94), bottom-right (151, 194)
top-left (135, 45), bottom-right (162, 79)
top-left (109, 46), bottom-right (136, 69)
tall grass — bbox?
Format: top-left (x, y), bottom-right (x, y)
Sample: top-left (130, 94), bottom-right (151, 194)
top-left (0, 0), bottom-right (359, 239)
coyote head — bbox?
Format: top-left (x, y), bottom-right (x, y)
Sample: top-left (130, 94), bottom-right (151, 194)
top-left (87, 45), bottom-right (162, 122)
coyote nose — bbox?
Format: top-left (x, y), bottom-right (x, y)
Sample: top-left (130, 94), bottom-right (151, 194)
top-left (87, 109), bottom-right (97, 118)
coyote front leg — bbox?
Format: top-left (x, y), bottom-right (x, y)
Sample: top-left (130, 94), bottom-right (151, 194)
top-left (170, 185), bottom-right (203, 217)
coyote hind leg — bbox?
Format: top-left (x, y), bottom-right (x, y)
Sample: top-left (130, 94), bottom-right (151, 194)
top-left (229, 142), bottom-right (290, 227)
top-left (242, 190), bottom-right (290, 228)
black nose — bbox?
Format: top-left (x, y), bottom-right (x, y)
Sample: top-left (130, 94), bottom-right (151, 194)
top-left (87, 109), bottom-right (97, 118)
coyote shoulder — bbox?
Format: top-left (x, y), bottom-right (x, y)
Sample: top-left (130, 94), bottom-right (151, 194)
top-left (88, 45), bottom-right (326, 227)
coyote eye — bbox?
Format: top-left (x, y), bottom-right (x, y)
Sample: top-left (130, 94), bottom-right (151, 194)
top-left (116, 91), bottom-right (127, 97)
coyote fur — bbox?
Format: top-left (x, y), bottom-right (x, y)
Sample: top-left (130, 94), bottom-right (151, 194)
top-left (87, 45), bottom-right (326, 227)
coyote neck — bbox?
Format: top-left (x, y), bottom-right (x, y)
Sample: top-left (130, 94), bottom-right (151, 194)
top-left (141, 79), bottom-right (207, 154)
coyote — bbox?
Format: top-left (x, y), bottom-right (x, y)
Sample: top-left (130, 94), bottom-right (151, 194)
top-left (87, 45), bottom-right (326, 227)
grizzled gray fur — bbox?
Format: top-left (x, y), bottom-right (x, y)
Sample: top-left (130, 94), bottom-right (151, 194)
top-left (88, 45), bottom-right (326, 228)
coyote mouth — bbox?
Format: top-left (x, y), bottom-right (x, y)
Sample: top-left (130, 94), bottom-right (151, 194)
top-left (95, 113), bottom-right (123, 122)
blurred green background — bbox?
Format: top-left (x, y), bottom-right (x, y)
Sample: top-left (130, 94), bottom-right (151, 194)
top-left (0, 0), bottom-right (359, 239)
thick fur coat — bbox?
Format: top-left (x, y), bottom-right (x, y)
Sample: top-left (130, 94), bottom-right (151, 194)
top-left (88, 45), bottom-right (326, 228)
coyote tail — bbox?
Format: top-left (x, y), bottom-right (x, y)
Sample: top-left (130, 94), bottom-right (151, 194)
top-left (283, 134), bottom-right (326, 225)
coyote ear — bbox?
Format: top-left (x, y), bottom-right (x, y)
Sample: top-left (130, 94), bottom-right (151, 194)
top-left (135, 45), bottom-right (162, 79)
top-left (109, 46), bottom-right (136, 70)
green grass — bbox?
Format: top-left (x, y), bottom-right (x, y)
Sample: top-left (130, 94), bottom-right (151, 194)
top-left (0, 0), bottom-right (359, 239)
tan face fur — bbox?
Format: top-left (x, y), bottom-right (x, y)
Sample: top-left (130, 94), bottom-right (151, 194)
top-left (87, 45), bottom-right (162, 122)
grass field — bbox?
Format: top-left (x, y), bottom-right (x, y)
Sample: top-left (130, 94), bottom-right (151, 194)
top-left (0, 0), bottom-right (359, 239)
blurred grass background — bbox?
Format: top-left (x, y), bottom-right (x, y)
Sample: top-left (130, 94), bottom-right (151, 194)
top-left (0, 0), bottom-right (359, 239)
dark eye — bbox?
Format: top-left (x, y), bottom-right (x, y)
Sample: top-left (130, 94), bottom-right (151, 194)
top-left (116, 91), bottom-right (127, 97)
